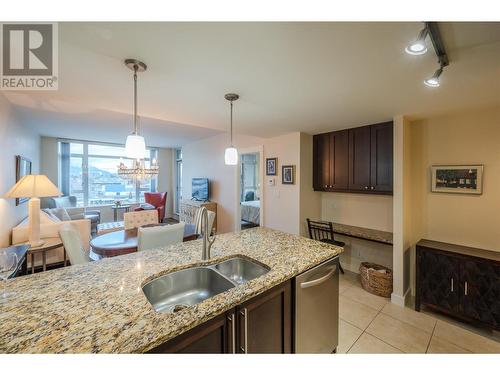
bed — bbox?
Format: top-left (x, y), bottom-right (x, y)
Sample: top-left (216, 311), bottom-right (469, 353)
top-left (240, 200), bottom-right (260, 225)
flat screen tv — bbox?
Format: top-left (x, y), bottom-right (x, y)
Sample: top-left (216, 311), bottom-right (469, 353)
top-left (192, 178), bottom-right (209, 201)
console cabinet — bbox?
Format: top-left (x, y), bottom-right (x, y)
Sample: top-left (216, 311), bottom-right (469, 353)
top-left (416, 240), bottom-right (500, 329)
top-left (148, 280), bottom-right (292, 353)
top-left (313, 121), bottom-right (393, 194)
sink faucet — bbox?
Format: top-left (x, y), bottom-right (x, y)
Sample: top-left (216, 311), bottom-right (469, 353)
top-left (199, 207), bottom-right (216, 260)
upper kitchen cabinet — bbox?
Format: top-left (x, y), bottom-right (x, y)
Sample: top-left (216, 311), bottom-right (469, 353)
top-left (313, 121), bottom-right (393, 194)
top-left (313, 129), bottom-right (349, 191)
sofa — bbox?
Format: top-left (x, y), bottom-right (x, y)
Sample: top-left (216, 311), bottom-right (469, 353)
top-left (41, 196), bottom-right (101, 233)
top-left (12, 212), bottom-right (91, 269)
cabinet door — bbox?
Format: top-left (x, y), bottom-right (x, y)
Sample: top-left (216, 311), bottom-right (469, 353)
top-left (329, 130), bottom-right (349, 190)
top-left (313, 134), bottom-right (330, 191)
top-left (418, 248), bottom-right (460, 313)
top-left (370, 122), bottom-right (393, 192)
top-left (461, 258), bottom-right (500, 327)
top-left (348, 126), bottom-right (372, 191)
top-left (148, 310), bottom-right (233, 353)
top-left (237, 281), bottom-right (292, 353)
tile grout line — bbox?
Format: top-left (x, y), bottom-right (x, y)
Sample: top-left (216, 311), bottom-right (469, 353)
top-left (424, 320), bottom-right (437, 353)
top-left (346, 303), bottom-right (385, 353)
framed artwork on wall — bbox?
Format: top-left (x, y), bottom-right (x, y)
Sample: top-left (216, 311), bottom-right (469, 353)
top-left (266, 157), bottom-right (277, 176)
top-left (431, 165), bottom-right (483, 195)
top-left (15, 155), bottom-right (32, 206)
top-left (282, 165), bottom-right (295, 185)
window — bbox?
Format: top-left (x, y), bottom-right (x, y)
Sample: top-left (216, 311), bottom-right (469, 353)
top-left (175, 149), bottom-right (183, 214)
top-left (59, 140), bottom-right (158, 207)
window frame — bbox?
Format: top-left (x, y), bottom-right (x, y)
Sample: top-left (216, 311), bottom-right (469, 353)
top-left (59, 139), bottom-right (158, 207)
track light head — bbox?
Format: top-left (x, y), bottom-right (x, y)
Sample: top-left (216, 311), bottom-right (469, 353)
top-left (405, 27), bottom-right (429, 55)
top-left (424, 67), bottom-right (443, 87)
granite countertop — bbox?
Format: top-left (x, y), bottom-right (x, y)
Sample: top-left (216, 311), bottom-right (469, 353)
top-left (0, 227), bottom-right (342, 353)
top-left (332, 223), bottom-right (393, 245)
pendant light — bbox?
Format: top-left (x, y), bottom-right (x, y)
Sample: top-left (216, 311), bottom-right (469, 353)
top-left (224, 93), bottom-right (239, 165)
top-left (125, 59), bottom-right (147, 159)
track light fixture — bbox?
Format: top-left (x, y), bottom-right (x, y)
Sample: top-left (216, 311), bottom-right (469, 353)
top-left (405, 26), bottom-right (429, 55)
top-left (424, 66), bottom-right (444, 87)
top-left (406, 22), bottom-right (450, 88)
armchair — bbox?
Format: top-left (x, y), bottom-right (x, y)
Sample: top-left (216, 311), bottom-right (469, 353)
top-left (134, 192), bottom-right (167, 222)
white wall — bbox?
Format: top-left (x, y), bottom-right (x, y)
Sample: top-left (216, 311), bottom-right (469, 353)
top-left (182, 132), bottom-right (305, 235)
top-left (0, 94), bottom-right (40, 247)
top-left (40, 136), bottom-right (59, 186)
top-left (157, 148), bottom-right (175, 218)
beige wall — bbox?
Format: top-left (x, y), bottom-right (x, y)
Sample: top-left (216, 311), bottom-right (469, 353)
top-left (409, 106), bottom-right (500, 251)
top-left (0, 94), bottom-right (40, 247)
top-left (299, 133), bottom-right (321, 236)
top-left (182, 132), bottom-right (305, 235)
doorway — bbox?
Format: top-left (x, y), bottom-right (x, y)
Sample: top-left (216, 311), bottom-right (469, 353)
top-left (237, 148), bottom-right (263, 231)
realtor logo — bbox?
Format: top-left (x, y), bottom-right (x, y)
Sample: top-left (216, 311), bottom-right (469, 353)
top-left (1, 23), bottom-right (58, 90)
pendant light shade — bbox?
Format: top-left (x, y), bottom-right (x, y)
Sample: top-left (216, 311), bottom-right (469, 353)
top-left (224, 147), bottom-right (238, 165)
top-left (124, 59), bottom-right (148, 159)
top-left (224, 93), bottom-right (239, 166)
top-left (125, 134), bottom-right (146, 159)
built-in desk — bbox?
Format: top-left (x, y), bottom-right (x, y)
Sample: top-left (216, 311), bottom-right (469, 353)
top-left (331, 223), bottom-right (393, 245)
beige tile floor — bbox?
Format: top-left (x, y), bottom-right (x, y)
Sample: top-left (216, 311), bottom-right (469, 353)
top-left (338, 271), bottom-right (500, 354)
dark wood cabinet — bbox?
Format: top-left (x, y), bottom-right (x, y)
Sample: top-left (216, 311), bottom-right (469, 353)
top-left (237, 280), bottom-right (292, 353)
top-left (416, 240), bottom-right (500, 330)
top-left (313, 130), bottom-right (349, 191)
top-left (369, 122), bottom-right (393, 192)
top-left (148, 280), bottom-right (292, 353)
top-left (313, 121), bottom-right (393, 194)
top-left (348, 125), bottom-right (372, 191)
top-left (148, 309), bottom-right (233, 353)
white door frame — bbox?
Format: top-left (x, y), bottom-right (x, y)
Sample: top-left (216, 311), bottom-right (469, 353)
top-left (234, 145), bottom-right (264, 232)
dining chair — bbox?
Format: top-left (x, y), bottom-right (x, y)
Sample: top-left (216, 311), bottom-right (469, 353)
top-left (194, 209), bottom-right (216, 235)
top-left (124, 210), bottom-right (159, 230)
top-left (137, 222), bottom-right (186, 252)
top-left (306, 218), bottom-right (345, 274)
top-left (58, 223), bottom-right (91, 265)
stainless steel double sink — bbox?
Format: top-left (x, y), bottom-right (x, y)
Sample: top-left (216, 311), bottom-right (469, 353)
top-left (142, 257), bottom-right (270, 313)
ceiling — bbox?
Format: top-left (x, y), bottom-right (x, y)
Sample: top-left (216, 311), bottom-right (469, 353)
top-left (5, 22), bottom-right (500, 146)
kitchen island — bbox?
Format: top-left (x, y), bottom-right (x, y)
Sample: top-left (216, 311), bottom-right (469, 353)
top-left (0, 227), bottom-right (342, 353)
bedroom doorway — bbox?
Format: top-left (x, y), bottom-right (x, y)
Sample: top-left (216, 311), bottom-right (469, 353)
top-left (238, 148), bottom-right (263, 231)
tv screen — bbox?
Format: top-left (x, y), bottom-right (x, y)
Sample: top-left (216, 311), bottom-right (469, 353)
top-left (192, 178), bottom-right (209, 201)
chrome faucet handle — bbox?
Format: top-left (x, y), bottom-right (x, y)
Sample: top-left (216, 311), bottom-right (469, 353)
top-left (207, 233), bottom-right (216, 257)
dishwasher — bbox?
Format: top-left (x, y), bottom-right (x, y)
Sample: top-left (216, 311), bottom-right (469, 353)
top-left (294, 256), bottom-right (339, 353)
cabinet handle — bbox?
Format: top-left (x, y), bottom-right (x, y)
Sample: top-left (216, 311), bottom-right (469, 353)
top-left (370, 186), bottom-right (374, 190)
top-left (364, 186), bottom-right (368, 190)
top-left (451, 278), bottom-right (454, 292)
top-left (465, 282), bottom-right (468, 296)
top-left (324, 185), bottom-right (328, 188)
top-left (228, 313), bottom-right (236, 354)
top-left (240, 308), bottom-right (248, 354)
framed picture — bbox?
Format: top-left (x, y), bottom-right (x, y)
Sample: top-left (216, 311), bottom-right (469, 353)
top-left (431, 165), bottom-right (483, 195)
top-left (266, 157), bottom-right (277, 176)
top-left (15, 155), bottom-right (32, 206)
top-left (282, 165), bottom-right (295, 185)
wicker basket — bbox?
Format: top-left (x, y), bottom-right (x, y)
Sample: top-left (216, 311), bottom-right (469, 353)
top-left (359, 262), bottom-right (393, 298)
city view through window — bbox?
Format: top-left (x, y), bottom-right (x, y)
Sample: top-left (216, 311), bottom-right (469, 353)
top-left (62, 141), bottom-right (157, 207)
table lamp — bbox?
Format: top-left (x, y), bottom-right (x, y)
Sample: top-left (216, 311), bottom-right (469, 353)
top-left (4, 175), bottom-right (61, 247)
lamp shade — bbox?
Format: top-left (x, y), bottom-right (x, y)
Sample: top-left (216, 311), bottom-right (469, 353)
top-left (125, 134), bottom-right (146, 159)
top-left (4, 175), bottom-right (61, 198)
top-left (224, 147), bottom-right (238, 165)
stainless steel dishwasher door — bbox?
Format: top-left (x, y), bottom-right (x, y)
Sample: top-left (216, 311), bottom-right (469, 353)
top-left (294, 256), bottom-right (339, 353)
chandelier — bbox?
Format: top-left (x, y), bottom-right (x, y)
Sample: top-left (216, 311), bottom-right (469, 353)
top-left (117, 58), bottom-right (159, 181)
top-left (118, 158), bottom-right (159, 182)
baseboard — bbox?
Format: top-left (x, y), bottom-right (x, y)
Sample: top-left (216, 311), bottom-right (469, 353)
top-left (391, 287), bottom-right (411, 307)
